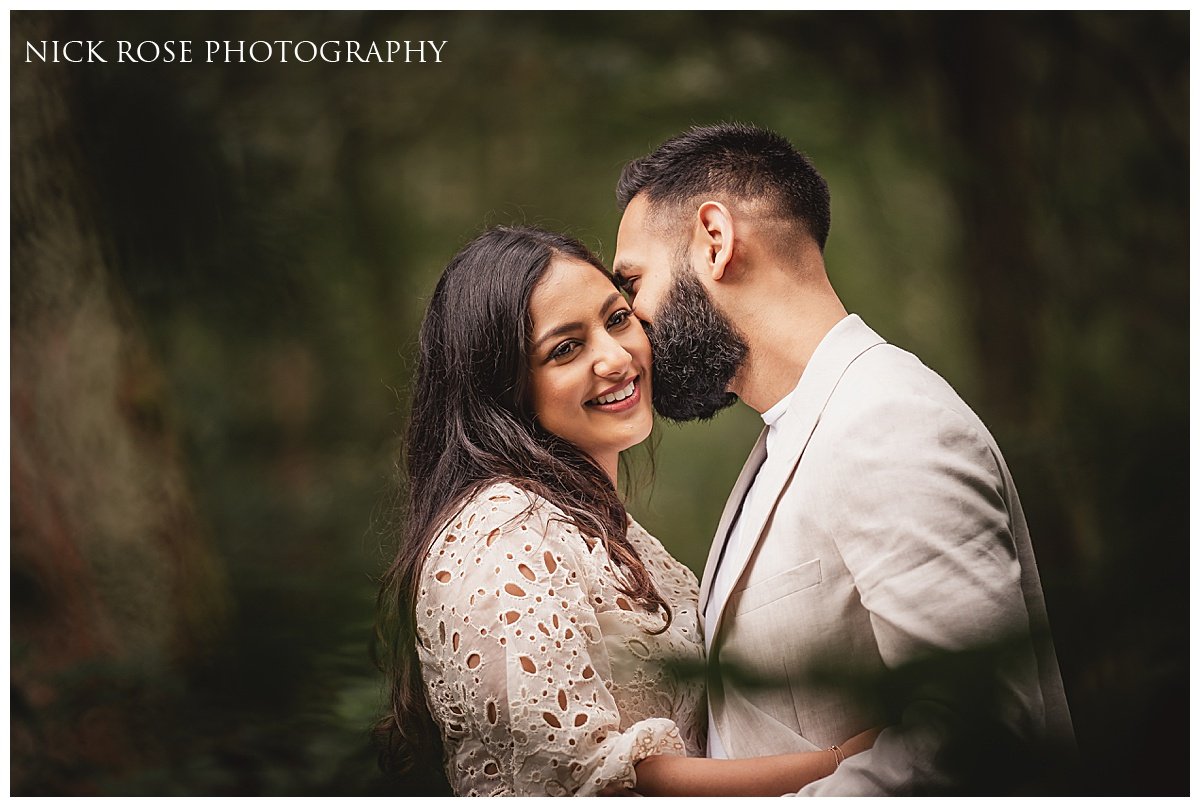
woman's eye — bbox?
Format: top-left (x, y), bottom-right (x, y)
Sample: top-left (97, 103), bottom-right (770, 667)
top-left (608, 309), bottom-right (632, 329)
top-left (550, 341), bottom-right (579, 361)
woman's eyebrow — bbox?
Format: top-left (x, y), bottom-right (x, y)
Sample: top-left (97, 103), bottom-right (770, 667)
top-left (533, 292), bottom-right (623, 348)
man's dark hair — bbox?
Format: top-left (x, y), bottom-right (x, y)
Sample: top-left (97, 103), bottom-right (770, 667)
top-left (616, 122), bottom-right (832, 251)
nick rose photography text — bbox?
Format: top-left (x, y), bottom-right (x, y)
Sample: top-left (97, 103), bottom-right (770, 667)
top-left (25, 39), bottom-right (448, 64)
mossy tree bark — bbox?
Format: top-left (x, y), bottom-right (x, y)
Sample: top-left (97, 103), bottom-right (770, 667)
top-left (11, 12), bottom-right (229, 794)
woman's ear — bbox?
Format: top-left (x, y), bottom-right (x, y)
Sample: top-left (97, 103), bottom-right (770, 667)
top-left (694, 201), bottom-right (734, 282)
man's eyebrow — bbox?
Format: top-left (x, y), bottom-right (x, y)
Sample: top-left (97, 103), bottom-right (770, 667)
top-left (612, 263), bottom-right (638, 293)
top-left (533, 292), bottom-right (623, 348)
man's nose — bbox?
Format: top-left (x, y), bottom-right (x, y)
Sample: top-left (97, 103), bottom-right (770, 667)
top-left (631, 302), bottom-right (652, 327)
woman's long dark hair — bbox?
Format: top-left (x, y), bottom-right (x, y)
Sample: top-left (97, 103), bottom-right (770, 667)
top-left (373, 226), bottom-right (670, 781)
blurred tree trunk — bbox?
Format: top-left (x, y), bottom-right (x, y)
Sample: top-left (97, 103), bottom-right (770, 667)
top-left (11, 12), bottom-right (229, 794)
top-left (933, 13), bottom-right (1040, 428)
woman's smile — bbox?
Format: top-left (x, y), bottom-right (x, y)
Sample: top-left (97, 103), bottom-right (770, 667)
top-left (585, 376), bottom-right (641, 411)
top-left (527, 257), bottom-right (654, 483)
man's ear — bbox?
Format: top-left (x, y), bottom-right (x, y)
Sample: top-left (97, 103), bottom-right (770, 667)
top-left (694, 201), bottom-right (734, 281)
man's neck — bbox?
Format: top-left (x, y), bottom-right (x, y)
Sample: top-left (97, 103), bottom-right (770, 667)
top-left (731, 289), bottom-right (847, 415)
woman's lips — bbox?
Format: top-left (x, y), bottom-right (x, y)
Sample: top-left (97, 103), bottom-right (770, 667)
top-left (585, 377), bottom-right (641, 412)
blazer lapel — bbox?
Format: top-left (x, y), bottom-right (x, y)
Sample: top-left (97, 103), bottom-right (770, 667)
top-left (706, 315), bottom-right (887, 643)
top-left (699, 427), bottom-right (768, 617)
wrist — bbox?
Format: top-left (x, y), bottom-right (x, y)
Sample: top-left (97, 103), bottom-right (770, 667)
top-left (827, 744), bottom-right (845, 776)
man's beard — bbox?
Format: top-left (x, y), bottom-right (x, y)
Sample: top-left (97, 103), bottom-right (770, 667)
top-left (643, 262), bottom-right (749, 423)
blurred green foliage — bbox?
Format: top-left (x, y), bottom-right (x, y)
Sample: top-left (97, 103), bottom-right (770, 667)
top-left (10, 10), bottom-right (1187, 795)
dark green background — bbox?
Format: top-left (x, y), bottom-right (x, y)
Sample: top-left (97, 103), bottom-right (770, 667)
top-left (10, 10), bottom-right (1188, 795)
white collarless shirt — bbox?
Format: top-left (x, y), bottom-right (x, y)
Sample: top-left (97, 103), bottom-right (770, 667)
top-left (705, 381), bottom-right (798, 758)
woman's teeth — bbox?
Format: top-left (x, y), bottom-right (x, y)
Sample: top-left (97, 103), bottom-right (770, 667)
top-left (591, 380), bottom-right (635, 405)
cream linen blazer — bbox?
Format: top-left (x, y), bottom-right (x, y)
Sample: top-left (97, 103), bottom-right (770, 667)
top-left (700, 315), bottom-right (1074, 795)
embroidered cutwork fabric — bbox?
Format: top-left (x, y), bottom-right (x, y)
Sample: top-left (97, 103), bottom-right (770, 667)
top-left (416, 482), bottom-right (706, 796)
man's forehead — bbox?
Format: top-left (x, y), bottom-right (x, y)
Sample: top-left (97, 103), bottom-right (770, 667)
top-left (612, 242), bottom-right (650, 278)
top-left (615, 196), bottom-right (662, 265)
top-left (618, 192), bottom-right (656, 231)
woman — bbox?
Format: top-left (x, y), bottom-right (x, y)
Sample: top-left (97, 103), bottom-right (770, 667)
top-left (374, 226), bottom-right (877, 795)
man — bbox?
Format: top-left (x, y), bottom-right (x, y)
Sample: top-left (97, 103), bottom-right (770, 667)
top-left (612, 123), bottom-right (1074, 794)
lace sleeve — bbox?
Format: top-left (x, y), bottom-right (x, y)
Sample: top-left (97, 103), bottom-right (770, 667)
top-left (420, 484), bottom-right (686, 795)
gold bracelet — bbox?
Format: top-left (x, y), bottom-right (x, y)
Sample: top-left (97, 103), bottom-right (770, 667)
top-left (828, 744), bottom-right (845, 769)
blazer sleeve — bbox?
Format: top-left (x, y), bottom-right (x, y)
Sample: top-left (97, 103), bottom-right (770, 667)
top-left (797, 392), bottom-right (1044, 795)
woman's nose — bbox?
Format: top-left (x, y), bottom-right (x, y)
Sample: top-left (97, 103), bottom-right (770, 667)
top-left (593, 334), bottom-right (633, 378)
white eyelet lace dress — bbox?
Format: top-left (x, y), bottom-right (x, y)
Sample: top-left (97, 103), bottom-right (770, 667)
top-left (416, 481), bottom-right (706, 796)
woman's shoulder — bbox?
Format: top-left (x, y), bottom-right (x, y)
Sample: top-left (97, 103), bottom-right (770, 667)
top-left (433, 480), bottom-right (585, 555)
top-left (624, 514), bottom-right (667, 554)
top-left (423, 481), bottom-right (604, 602)
top-left (448, 480), bottom-right (557, 526)
top-left (625, 515), bottom-right (700, 590)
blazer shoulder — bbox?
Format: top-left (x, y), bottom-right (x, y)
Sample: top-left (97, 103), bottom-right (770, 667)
top-left (825, 344), bottom-right (997, 446)
top-left (842, 342), bottom-right (952, 395)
